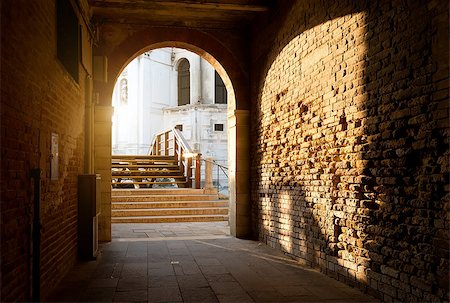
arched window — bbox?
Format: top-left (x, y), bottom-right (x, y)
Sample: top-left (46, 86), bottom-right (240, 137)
top-left (120, 78), bottom-right (128, 105)
top-left (214, 71), bottom-right (227, 104)
top-left (178, 59), bottom-right (190, 106)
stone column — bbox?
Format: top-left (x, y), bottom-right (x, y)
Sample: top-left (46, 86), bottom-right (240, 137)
top-left (228, 109), bottom-right (251, 238)
top-left (94, 105), bottom-right (113, 242)
top-left (204, 157), bottom-right (214, 189)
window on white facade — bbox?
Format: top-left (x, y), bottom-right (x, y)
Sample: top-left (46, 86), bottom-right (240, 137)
top-left (214, 71), bottom-right (227, 104)
top-left (175, 124), bottom-right (183, 131)
top-left (178, 59), bottom-right (190, 106)
top-left (214, 124), bottom-right (224, 131)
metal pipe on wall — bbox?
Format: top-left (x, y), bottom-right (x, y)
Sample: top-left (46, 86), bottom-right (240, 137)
top-left (85, 75), bottom-right (94, 173)
top-left (31, 168), bottom-right (41, 302)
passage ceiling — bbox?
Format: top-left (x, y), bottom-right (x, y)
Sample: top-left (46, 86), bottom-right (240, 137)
top-left (89, 0), bottom-right (271, 29)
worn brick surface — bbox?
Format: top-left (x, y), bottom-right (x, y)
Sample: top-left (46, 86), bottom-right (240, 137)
top-left (1, 1), bottom-right (91, 300)
top-left (250, 0), bottom-right (449, 301)
top-left (1, 0), bottom-right (449, 302)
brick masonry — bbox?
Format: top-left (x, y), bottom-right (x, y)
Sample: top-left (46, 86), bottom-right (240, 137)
top-left (1, 0), bottom-right (448, 301)
top-left (250, 0), bottom-right (449, 301)
top-left (1, 1), bottom-right (91, 300)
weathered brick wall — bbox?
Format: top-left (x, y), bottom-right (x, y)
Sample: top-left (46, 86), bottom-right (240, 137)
top-left (250, 0), bottom-right (449, 301)
top-left (1, 1), bottom-right (91, 300)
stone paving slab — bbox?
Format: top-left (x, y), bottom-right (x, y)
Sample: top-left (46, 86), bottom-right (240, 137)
top-left (47, 222), bottom-right (379, 303)
top-left (112, 222), bottom-right (230, 240)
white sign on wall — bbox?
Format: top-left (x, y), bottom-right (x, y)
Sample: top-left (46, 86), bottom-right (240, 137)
top-left (51, 133), bottom-right (59, 180)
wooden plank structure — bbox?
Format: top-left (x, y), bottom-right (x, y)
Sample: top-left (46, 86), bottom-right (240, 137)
top-left (89, 0), bottom-right (271, 29)
top-left (111, 128), bottom-right (201, 189)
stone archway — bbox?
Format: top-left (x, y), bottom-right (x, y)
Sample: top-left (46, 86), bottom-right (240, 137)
top-left (92, 27), bottom-right (251, 241)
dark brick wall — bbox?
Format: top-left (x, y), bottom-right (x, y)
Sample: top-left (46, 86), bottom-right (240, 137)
top-left (250, 0), bottom-right (449, 301)
top-left (1, 0), bottom-right (448, 301)
top-left (1, 1), bottom-right (90, 300)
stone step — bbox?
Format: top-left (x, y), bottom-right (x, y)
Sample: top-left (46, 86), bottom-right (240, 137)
top-left (112, 155), bottom-right (176, 160)
top-left (112, 159), bottom-right (178, 164)
top-left (111, 181), bottom-right (187, 185)
top-left (112, 207), bottom-right (228, 217)
top-left (112, 169), bottom-right (182, 174)
top-left (110, 187), bottom-right (225, 224)
top-left (111, 194), bottom-right (219, 202)
top-left (112, 200), bottom-right (228, 209)
top-left (112, 188), bottom-right (216, 196)
top-left (112, 174), bottom-right (186, 183)
top-left (112, 164), bottom-right (180, 169)
top-left (111, 214), bottom-right (228, 223)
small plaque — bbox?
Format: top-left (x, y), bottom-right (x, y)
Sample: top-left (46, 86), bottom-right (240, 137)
top-left (51, 133), bottom-right (59, 180)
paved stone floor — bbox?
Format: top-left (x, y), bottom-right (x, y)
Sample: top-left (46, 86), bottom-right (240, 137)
top-left (111, 222), bottom-right (231, 240)
top-left (47, 222), bottom-right (379, 302)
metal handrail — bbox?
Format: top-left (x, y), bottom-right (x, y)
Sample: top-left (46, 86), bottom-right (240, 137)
top-left (202, 158), bottom-right (228, 178)
top-left (202, 158), bottom-right (228, 194)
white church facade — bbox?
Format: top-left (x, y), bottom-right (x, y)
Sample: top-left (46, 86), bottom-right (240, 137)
top-left (111, 48), bottom-right (228, 191)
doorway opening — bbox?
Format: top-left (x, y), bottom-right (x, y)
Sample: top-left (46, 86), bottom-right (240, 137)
top-left (110, 47), bottom-right (231, 240)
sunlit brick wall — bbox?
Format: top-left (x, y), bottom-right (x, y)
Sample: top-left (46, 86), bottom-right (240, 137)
top-left (1, 1), bottom-right (92, 300)
top-left (250, 0), bottom-right (449, 301)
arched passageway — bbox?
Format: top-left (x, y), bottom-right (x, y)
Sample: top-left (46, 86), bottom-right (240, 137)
top-left (92, 27), bottom-right (252, 241)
